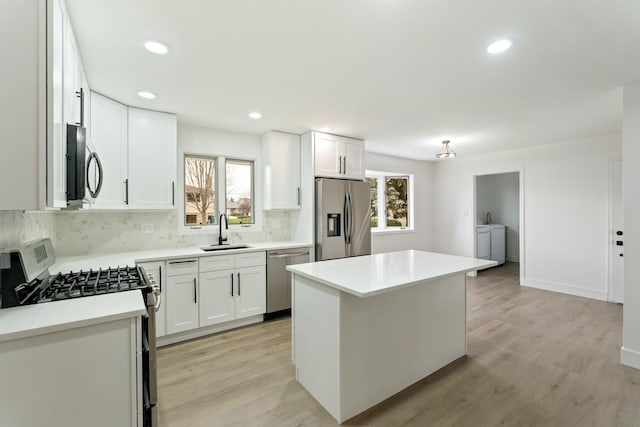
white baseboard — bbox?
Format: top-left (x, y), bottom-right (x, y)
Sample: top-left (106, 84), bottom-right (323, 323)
top-left (522, 278), bottom-right (607, 301)
top-left (621, 347), bottom-right (640, 369)
top-left (157, 315), bottom-right (264, 347)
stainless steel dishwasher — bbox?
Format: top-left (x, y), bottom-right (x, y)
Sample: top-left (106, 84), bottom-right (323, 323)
top-left (266, 248), bottom-right (310, 316)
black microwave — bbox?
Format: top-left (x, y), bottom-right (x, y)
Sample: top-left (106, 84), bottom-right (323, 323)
top-left (66, 124), bottom-right (103, 207)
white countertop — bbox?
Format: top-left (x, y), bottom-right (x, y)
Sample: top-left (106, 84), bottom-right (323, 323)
top-left (51, 241), bottom-right (311, 273)
top-left (286, 250), bottom-right (497, 298)
top-left (0, 291), bottom-right (146, 343)
top-left (1, 240), bottom-right (308, 343)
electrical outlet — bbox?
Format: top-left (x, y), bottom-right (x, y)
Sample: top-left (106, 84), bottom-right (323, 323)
top-left (141, 224), bottom-right (154, 234)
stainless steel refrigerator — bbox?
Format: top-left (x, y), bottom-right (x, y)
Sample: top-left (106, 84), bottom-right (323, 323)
top-left (315, 178), bottom-right (371, 261)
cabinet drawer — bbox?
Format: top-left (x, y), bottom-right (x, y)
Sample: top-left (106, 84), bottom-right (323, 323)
top-left (235, 251), bottom-right (266, 268)
top-left (166, 259), bottom-right (199, 276)
top-left (200, 255), bottom-right (235, 273)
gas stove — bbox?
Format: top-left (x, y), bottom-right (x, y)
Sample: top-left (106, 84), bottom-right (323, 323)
top-left (14, 266), bottom-right (150, 305)
top-left (1, 239), bottom-right (156, 308)
top-left (1, 238), bottom-right (160, 426)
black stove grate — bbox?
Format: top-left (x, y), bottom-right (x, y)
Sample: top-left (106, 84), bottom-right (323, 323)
top-left (40, 266), bottom-right (148, 301)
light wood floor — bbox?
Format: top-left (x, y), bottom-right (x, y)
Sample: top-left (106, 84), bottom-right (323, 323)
top-left (157, 262), bottom-right (640, 426)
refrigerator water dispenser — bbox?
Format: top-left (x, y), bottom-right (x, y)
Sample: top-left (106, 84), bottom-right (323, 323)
top-left (327, 213), bottom-right (341, 237)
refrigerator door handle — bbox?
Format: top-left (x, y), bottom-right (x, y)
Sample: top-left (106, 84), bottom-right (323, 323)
top-left (345, 192), bottom-right (353, 247)
top-left (349, 192), bottom-right (354, 245)
top-left (344, 192), bottom-right (350, 249)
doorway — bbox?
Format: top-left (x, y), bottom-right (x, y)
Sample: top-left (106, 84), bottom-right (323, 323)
top-left (473, 171), bottom-right (523, 284)
top-left (610, 158), bottom-right (624, 303)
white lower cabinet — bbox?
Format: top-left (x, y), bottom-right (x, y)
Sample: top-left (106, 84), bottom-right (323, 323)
top-left (199, 253), bottom-right (266, 326)
top-left (199, 265), bottom-right (267, 327)
top-left (199, 269), bottom-right (236, 326)
top-left (161, 252), bottom-right (266, 339)
top-left (235, 265), bottom-right (267, 319)
top-left (165, 259), bottom-right (199, 335)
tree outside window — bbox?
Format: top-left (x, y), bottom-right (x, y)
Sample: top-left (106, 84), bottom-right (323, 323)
top-left (226, 159), bottom-right (254, 224)
top-left (365, 177), bottom-right (378, 227)
top-left (184, 155), bottom-right (215, 225)
top-left (367, 172), bottom-right (412, 230)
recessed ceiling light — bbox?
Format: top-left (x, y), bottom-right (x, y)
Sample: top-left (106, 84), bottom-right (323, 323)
top-left (487, 39), bottom-right (512, 54)
top-left (320, 127), bottom-right (332, 132)
top-left (249, 112), bottom-right (262, 119)
top-left (137, 91), bottom-right (156, 99)
top-left (144, 40), bottom-right (169, 55)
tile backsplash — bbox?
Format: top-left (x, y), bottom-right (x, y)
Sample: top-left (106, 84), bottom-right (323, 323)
top-left (0, 210), bottom-right (291, 257)
top-left (0, 211), bottom-right (56, 250)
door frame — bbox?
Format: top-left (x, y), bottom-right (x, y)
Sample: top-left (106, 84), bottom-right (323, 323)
top-left (608, 156), bottom-right (623, 302)
top-left (472, 167), bottom-right (525, 285)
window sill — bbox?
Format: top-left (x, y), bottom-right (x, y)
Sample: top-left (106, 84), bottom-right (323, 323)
top-left (179, 223), bottom-right (262, 236)
top-left (371, 228), bottom-right (416, 236)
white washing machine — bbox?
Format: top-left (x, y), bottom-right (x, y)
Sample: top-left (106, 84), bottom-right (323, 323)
top-left (476, 225), bottom-right (491, 260)
top-left (489, 224), bottom-right (506, 265)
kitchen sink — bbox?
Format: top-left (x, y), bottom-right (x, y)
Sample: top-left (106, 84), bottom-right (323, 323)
top-left (200, 244), bottom-right (251, 252)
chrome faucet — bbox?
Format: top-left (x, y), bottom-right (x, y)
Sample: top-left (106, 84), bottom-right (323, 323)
top-left (218, 213), bottom-right (228, 245)
top-left (486, 212), bottom-right (491, 225)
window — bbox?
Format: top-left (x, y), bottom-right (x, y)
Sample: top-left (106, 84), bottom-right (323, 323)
top-left (366, 171), bottom-right (413, 231)
top-left (225, 159), bottom-right (254, 224)
top-left (183, 155), bottom-right (255, 228)
top-left (184, 155), bottom-right (216, 226)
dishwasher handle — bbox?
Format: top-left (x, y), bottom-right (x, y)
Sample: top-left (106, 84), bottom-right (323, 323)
top-left (268, 251), bottom-right (310, 259)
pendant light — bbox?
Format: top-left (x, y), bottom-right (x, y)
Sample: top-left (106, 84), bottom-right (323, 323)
top-left (435, 140), bottom-right (456, 159)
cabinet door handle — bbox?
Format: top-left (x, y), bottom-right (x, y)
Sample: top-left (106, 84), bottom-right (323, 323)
top-left (339, 156), bottom-right (342, 174)
top-left (158, 265), bottom-right (162, 292)
top-left (124, 179), bottom-right (129, 205)
top-left (297, 187), bottom-right (300, 206)
top-left (172, 181), bottom-right (175, 206)
top-left (75, 88), bottom-right (84, 127)
top-left (343, 156), bottom-right (347, 175)
top-left (231, 273), bottom-right (234, 296)
top-left (237, 272), bottom-right (241, 296)
top-left (193, 278), bottom-right (197, 304)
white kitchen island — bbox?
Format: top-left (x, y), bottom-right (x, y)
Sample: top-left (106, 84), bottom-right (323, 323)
top-left (286, 250), bottom-right (496, 423)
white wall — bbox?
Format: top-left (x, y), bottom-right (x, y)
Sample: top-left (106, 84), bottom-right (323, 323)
top-left (432, 134), bottom-right (621, 301)
top-left (622, 83), bottom-right (640, 369)
top-left (476, 172), bottom-right (520, 262)
top-left (365, 152), bottom-right (434, 254)
top-left (178, 123), bottom-right (264, 225)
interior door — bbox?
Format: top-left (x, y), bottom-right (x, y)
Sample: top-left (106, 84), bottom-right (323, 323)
top-left (612, 159), bottom-right (624, 303)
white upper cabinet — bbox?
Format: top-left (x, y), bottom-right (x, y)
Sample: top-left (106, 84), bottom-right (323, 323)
top-left (49, 0), bottom-right (66, 208)
top-left (312, 132), bottom-right (365, 180)
top-left (262, 131), bottom-right (301, 210)
top-left (88, 100), bottom-right (177, 211)
top-left (48, 0), bottom-right (90, 209)
top-left (127, 108), bottom-right (177, 210)
top-left (342, 138), bottom-right (365, 180)
top-left (90, 92), bottom-right (128, 209)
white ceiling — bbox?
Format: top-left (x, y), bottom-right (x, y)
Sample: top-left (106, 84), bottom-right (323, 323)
top-left (65, 0), bottom-right (640, 160)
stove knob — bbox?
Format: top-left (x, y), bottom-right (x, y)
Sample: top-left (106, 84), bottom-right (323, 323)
top-left (151, 283), bottom-right (161, 296)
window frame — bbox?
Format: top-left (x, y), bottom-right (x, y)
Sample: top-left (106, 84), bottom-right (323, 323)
top-left (366, 170), bottom-right (415, 233)
top-left (179, 153), bottom-right (261, 235)
top-left (183, 154), bottom-right (217, 227)
top-left (224, 158), bottom-right (255, 225)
